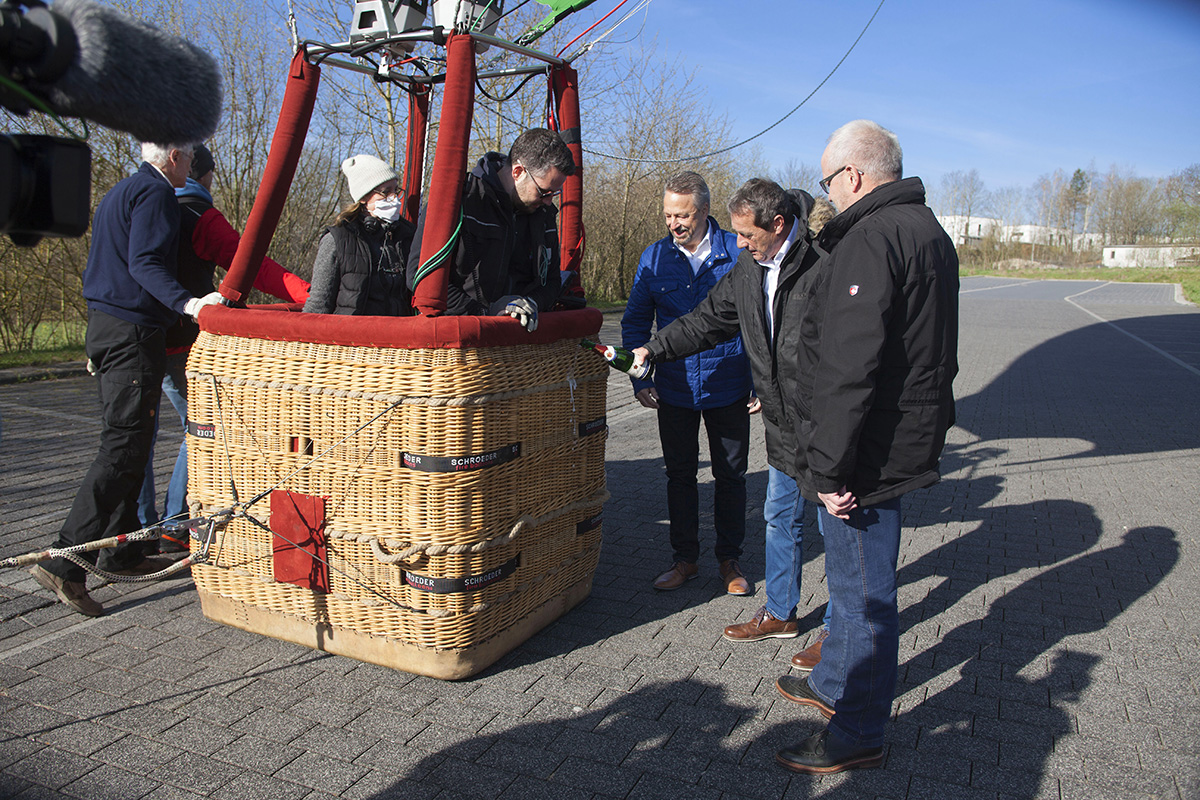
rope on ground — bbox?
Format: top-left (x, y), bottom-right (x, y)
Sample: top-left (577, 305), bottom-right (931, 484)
top-left (0, 528), bottom-right (159, 569)
top-left (58, 551), bottom-right (195, 583)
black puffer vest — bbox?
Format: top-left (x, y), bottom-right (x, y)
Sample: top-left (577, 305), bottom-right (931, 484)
top-left (328, 215), bottom-right (415, 316)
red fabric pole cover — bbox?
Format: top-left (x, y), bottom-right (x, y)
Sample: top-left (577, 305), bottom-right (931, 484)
top-left (219, 51), bottom-right (321, 303)
top-left (551, 65), bottom-right (583, 272)
top-left (404, 88), bottom-right (431, 225)
top-left (411, 34), bottom-right (476, 316)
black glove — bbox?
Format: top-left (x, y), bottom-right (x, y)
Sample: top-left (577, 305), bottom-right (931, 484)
top-left (488, 295), bottom-right (538, 332)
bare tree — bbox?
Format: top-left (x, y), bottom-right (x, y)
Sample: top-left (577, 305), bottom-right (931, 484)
top-left (1163, 164), bottom-right (1200, 242)
top-left (1032, 170), bottom-right (1069, 255)
top-left (1094, 167), bottom-right (1164, 245)
top-left (578, 40), bottom-right (738, 301)
top-left (940, 169), bottom-right (989, 245)
top-left (989, 186), bottom-right (1028, 229)
top-left (773, 159), bottom-right (821, 196)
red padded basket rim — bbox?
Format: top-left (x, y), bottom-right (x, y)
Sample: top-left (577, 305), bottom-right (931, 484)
top-left (196, 305), bottom-right (604, 349)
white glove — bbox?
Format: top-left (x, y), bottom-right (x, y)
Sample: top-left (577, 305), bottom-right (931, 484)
top-left (184, 291), bottom-right (226, 320)
top-left (489, 295), bottom-right (538, 332)
top-left (86, 358), bottom-right (97, 376)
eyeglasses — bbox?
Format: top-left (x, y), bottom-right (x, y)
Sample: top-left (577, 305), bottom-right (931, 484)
top-left (819, 165), bottom-right (862, 194)
top-left (524, 166), bottom-right (561, 199)
top-left (369, 182), bottom-right (400, 200)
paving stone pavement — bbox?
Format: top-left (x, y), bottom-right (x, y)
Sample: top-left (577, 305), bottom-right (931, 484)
top-left (0, 277), bottom-right (1197, 800)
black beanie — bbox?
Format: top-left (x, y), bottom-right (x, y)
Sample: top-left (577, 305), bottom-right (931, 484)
top-left (190, 144), bottom-right (215, 181)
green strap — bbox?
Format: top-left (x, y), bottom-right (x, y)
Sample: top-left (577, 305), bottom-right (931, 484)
top-left (412, 212), bottom-right (464, 286)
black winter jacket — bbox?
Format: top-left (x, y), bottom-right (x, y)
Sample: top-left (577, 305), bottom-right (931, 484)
top-left (407, 153), bottom-right (561, 316)
top-left (644, 194), bottom-right (821, 477)
top-left (797, 177), bottom-right (959, 506)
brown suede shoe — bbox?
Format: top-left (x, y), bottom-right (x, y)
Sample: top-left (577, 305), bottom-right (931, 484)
top-left (775, 674), bottom-right (834, 718)
top-left (723, 605), bottom-right (799, 641)
top-left (653, 561), bottom-right (699, 590)
top-left (718, 559), bottom-right (751, 596)
top-left (791, 627), bottom-right (830, 673)
top-left (30, 565), bottom-right (103, 617)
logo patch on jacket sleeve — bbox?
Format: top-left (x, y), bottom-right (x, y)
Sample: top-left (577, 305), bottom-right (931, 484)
top-left (849, 284), bottom-right (860, 296)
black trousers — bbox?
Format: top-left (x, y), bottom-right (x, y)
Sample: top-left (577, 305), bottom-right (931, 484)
top-left (47, 310), bottom-right (165, 582)
top-left (655, 398), bottom-right (749, 564)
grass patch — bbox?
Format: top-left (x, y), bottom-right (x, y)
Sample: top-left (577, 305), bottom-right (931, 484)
top-left (0, 320), bottom-right (86, 369)
top-left (0, 344), bottom-right (86, 369)
top-left (961, 265), bottom-right (1200, 305)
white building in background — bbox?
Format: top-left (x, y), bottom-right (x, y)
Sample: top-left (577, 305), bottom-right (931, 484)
top-left (936, 216), bottom-right (1103, 250)
top-left (1102, 244), bottom-right (1200, 268)
top-left (937, 215), bottom-right (1001, 245)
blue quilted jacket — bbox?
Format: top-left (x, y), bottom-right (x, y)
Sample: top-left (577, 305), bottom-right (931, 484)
top-left (621, 219), bottom-right (752, 409)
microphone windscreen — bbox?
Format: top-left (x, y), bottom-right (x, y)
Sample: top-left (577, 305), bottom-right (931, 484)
top-left (45, 0), bottom-right (223, 144)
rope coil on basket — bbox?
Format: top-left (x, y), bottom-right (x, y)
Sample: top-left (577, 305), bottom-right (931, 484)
top-left (368, 488), bottom-right (610, 564)
top-left (358, 540), bottom-right (602, 618)
top-left (187, 369), bottom-right (602, 407)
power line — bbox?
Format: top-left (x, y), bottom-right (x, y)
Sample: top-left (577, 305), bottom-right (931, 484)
top-left (582, 0), bottom-right (887, 165)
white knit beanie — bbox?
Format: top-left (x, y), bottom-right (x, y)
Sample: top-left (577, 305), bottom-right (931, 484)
top-left (341, 154), bottom-right (398, 203)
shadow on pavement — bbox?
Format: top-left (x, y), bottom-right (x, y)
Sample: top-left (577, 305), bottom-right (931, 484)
top-left (955, 316), bottom-right (1200, 462)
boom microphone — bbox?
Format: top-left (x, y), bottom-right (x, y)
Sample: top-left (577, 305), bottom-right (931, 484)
top-left (2, 0), bottom-right (222, 143)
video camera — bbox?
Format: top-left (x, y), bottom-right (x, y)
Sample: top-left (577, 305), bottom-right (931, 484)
top-left (1, 0), bottom-right (222, 246)
top-left (1, 2), bottom-right (89, 245)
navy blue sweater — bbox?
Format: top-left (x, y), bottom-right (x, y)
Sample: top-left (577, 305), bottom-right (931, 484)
top-left (83, 162), bottom-right (191, 328)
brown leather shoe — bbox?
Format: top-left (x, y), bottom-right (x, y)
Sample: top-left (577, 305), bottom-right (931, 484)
top-left (775, 674), bottom-right (834, 718)
top-left (723, 605), bottom-right (799, 641)
top-left (653, 561), bottom-right (699, 590)
top-left (30, 565), bottom-right (103, 617)
top-left (790, 627), bottom-right (830, 673)
top-left (718, 559), bottom-right (751, 595)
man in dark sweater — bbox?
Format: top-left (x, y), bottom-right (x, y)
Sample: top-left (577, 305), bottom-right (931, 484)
top-left (30, 142), bottom-right (225, 617)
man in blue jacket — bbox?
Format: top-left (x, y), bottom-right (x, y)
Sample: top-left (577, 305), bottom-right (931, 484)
top-left (29, 142), bottom-right (225, 617)
top-left (622, 172), bottom-right (754, 594)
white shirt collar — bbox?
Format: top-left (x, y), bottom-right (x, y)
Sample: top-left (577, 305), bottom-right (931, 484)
top-left (758, 218), bottom-right (801, 270)
top-left (674, 219), bottom-right (713, 274)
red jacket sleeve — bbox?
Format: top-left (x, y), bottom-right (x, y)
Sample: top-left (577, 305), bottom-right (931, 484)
top-left (193, 207), bottom-right (311, 303)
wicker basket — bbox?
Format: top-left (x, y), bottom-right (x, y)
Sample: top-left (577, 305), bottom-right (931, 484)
top-left (185, 307), bottom-right (608, 679)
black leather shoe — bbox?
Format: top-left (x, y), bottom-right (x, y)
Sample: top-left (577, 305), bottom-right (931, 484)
top-left (775, 674), bottom-right (834, 718)
top-left (776, 729), bottom-right (884, 775)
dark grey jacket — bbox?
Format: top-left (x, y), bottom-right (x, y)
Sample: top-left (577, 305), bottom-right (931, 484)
top-left (643, 193), bottom-right (821, 477)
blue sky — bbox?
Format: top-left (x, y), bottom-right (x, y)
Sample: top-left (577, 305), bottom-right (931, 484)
top-left (587, 0), bottom-right (1200, 193)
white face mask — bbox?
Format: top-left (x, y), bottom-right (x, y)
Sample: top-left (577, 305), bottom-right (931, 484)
top-left (370, 197), bottom-right (402, 223)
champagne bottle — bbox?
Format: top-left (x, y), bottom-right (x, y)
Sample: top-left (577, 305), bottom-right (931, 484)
top-left (580, 338), bottom-right (652, 380)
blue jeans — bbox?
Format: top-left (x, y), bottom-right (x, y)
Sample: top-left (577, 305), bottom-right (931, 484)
top-left (808, 498), bottom-right (902, 749)
top-left (656, 399), bottom-right (749, 564)
top-left (763, 466), bottom-right (832, 628)
top-left (138, 351), bottom-right (189, 525)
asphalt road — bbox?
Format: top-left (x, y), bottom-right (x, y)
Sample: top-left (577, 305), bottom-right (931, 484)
top-left (0, 277), bottom-right (1196, 800)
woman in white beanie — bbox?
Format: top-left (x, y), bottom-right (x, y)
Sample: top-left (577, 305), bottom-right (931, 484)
top-left (303, 154), bottom-right (416, 315)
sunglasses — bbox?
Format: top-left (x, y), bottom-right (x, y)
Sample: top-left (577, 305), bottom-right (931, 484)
top-left (524, 167), bottom-right (561, 199)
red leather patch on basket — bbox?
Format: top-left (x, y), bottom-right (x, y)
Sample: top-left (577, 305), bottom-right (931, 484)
top-left (270, 491), bottom-right (329, 593)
